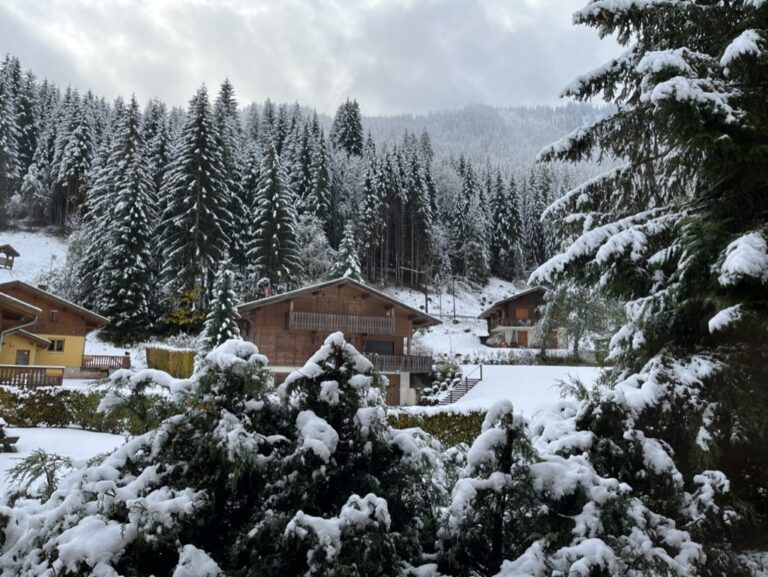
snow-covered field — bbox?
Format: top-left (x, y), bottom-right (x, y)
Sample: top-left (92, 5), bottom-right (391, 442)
top-left (452, 364), bottom-right (602, 417)
top-left (0, 428), bottom-right (126, 499)
top-left (0, 230), bottom-right (67, 284)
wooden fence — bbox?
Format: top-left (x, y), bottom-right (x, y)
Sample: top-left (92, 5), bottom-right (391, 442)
top-left (82, 355), bottom-right (131, 371)
top-left (0, 365), bottom-right (64, 387)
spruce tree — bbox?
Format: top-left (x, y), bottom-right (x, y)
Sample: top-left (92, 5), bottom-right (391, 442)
top-left (331, 222), bottom-right (363, 281)
top-left (100, 95), bottom-right (157, 342)
top-left (248, 144), bottom-right (300, 292)
top-left (159, 85), bottom-right (233, 303)
top-left (532, 0), bottom-right (768, 568)
top-left (330, 99), bottom-right (364, 156)
top-left (0, 64), bottom-right (20, 227)
top-left (201, 263), bottom-right (241, 350)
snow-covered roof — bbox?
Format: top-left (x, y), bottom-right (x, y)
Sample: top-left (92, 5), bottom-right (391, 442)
top-left (238, 277), bottom-right (442, 327)
top-left (478, 286), bottom-right (546, 319)
top-left (0, 281), bottom-right (110, 327)
top-left (0, 244), bottom-right (20, 257)
top-left (0, 291), bottom-right (42, 318)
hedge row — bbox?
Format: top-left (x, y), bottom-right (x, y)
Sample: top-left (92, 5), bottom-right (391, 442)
top-left (388, 409), bottom-right (486, 448)
top-left (0, 386), bottom-right (161, 436)
top-left (145, 347), bottom-right (196, 378)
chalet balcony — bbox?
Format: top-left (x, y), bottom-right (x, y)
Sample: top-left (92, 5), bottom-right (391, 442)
top-left (0, 364), bottom-right (64, 387)
top-left (363, 353), bottom-right (433, 374)
top-left (287, 311), bottom-right (395, 335)
top-left (489, 317), bottom-right (536, 330)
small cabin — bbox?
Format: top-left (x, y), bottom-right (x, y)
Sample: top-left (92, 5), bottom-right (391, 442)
top-left (0, 245), bottom-right (20, 270)
top-left (237, 277), bottom-right (442, 405)
top-left (479, 287), bottom-right (559, 349)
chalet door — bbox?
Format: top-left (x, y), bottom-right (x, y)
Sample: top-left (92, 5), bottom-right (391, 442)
top-left (516, 307), bottom-right (529, 321)
top-left (518, 331), bottom-right (528, 348)
top-left (386, 375), bottom-right (400, 405)
top-left (16, 350), bottom-right (30, 365)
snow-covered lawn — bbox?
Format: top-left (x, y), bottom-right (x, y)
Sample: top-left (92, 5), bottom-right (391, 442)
top-left (411, 364), bottom-right (602, 417)
top-left (0, 230), bottom-right (67, 284)
top-left (0, 427), bottom-right (126, 499)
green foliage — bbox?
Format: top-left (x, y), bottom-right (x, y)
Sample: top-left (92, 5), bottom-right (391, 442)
top-left (6, 449), bottom-right (73, 501)
top-left (145, 346), bottom-right (196, 378)
top-left (0, 385), bottom-right (169, 434)
top-left (164, 286), bottom-right (206, 331)
top-left (388, 409), bottom-right (485, 448)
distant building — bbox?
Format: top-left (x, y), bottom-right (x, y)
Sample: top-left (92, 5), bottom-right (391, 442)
top-left (237, 277), bottom-right (441, 405)
top-left (0, 245), bottom-right (20, 270)
top-left (479, 287), bottom-right (560, 349)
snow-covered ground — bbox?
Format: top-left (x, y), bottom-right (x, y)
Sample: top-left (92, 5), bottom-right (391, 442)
top-left (0, 427), bottom-right (126, 499)
top-left (452, 364), bottom-right (602, 417)
top-left (0, 230), bottom-right (67, 284)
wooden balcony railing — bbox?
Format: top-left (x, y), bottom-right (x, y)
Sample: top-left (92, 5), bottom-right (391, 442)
top-left (489, 317), bottom-right (535, 330)
top-left (82, 355), bottom-right (131, 371)
top-left (363, 354), bottom-right (433, 374)
top-left (287, 311), bottom-right (395, 335)
top-left (0, 365), bottom-right (64, 387)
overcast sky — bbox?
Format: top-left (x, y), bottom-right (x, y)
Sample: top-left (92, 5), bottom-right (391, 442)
top-left (0, 0), bottom-right (620, 115)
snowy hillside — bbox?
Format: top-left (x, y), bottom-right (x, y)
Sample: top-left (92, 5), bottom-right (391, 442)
top-left (0, 231), bottom-right (67, 284)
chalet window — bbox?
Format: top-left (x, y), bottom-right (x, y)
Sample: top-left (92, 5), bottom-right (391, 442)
top-left (48, 339), bottom-right (65, 352)
top-left (50, 310), bottom-right (59, 321)
top-left (516, 307), bottom-right (529, 320)
top-left (364, 340), bottom-right (394, 355)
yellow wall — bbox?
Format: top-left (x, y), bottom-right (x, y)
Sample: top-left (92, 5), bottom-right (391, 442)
top-left (34, 334), bottom-right (85, 368)
top-left (0, 333), bottom-right (41, 365)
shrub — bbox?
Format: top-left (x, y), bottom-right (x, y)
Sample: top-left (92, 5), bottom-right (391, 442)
top-left (145, 346), bottom-right (196, 378)
top-left (388, 408), bottom-right (485, 448)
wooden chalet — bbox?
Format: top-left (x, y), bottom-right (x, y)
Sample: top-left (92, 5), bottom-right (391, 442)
top-left (0, 245), bottom-right (20, 270)
top-left (479, 287), bottom-right (560, 349)
top-left (0, 281), bottom-right (115, 378)
top-left (237, 277), bottom-right (441, 405)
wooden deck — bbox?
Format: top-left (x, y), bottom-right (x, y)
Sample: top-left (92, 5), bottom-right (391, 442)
top-left (286, 311), bottom-right (395, 335)
top-left (0, 365), bottom-right (64, 387)
top-left (81, 355), bottom-right (131, 371)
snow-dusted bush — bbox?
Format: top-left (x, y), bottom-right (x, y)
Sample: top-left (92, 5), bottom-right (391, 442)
top-left (420, 358), bottom-right (463, 405)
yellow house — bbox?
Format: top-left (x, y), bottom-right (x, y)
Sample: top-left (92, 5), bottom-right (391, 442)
top-left (0, 281), bottom-right (109, 371)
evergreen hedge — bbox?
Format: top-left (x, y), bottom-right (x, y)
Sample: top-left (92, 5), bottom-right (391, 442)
top-left (145, 346), bottom-right (196, 377)
top-left (388, 408), bottom-right (485, 448)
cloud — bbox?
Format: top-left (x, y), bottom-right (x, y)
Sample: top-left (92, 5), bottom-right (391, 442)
top-left (0, 0), bottom-right (620, 114)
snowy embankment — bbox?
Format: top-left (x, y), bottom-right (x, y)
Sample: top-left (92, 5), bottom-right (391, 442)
top-left (403, 364), bottom-right (602, 418)
top-left (0, 230), bottom-right (67, 284)
top-left (0, 428), bottom-right (126, 499)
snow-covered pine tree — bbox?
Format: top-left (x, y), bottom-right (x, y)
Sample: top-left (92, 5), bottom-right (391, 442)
top-left (159, 85), bottom-right (233, 306)
top-left (98, 95), bottom-right (157, 343)
top-left (143, 98), bottom-right (172, 207)
top-left (307, 127), bottom-right (332, 227)
top-left (248, 144), bottom-right (301, 292)
top-left (331, 222), bottom-right (363, 281)
top-left (201, 263), bottom-right (241, 350)
top-left (214, 80), bottom-right (247, 269)
top-left (52, 88), bottom-right (96, 229)
top-left (15, 70), bottom-right (39, 179)
top-left (295, 213), bottom-right (335, 284)
top-left (289, 122), bottom-right (315, 213)
top-left (330, 98), bottom-right (364, 156)
top-left (0, 62), bottom-right (20, 227)
top-left (532, 0), bottom-right (768, 568)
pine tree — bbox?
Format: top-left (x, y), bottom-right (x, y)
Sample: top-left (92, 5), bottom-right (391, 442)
top-left (330, 99), bottom-right (364, 156)
top-left (331, 222), bottom-right (363, 281)
top-left (289, 122), bottom-right (314, 213)
top-left (0, 63), bottom-right (20, 227)
top-left (248, 144), bottom-right (300, 292)
top-left (201, 264), bottom-right (241, 350)
top-left (532, 0), bottom-right (768, 569)
top-left (99, 95), bottom-right (157, 342)
top-left (159, 85), bottom-right (233, 303)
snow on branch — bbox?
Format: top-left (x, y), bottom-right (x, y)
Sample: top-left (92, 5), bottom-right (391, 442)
top-left (717, 231), bottom-right (768, 286)
top-left (721, 29), bottom-right (763, 69)
top-left (708, 304), bottom-right (742, 334)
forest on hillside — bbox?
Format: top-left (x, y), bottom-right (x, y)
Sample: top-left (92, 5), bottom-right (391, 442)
top-left (0, 53), bottom-right (604, 340)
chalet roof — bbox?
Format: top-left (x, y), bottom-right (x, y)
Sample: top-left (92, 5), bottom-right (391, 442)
top-left (8, 328), bottom-right (51, 348)
top-left (0, 291), bottom-right (42, 319)
top-left (0, 244), bottom-right (20, 257)
top-left (238, 277), bottom-right (442, 328)
top-left (0, 280), bottom-right (110, 327)
top-left (478, 286), bottom-right (546, 319)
